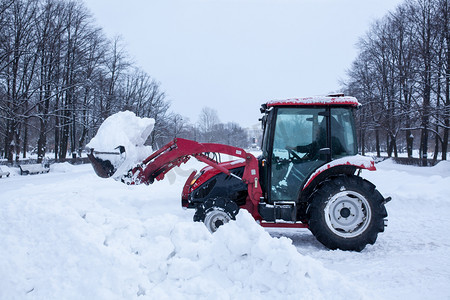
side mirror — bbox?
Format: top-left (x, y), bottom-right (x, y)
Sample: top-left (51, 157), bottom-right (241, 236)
top-left (260, 115), bottom-right (267, 130)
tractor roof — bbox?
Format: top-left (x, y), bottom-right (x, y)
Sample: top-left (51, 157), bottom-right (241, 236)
top-left (266, 95), bottom-right (360, 108)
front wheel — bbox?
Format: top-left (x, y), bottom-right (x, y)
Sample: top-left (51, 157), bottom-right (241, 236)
top-left (308, 175), bottom-right (387, 251)
top-left (193, 198), bottom-right (239, 233)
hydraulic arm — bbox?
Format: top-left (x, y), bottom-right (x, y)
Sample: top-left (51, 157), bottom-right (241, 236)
top-left (88, 138), bottom-right (263, 215)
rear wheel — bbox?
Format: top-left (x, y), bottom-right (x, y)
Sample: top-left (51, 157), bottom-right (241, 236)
top-left (308, 175), bottom-right (387, 251)
top-left (193, 198), bottom-right (239, 233)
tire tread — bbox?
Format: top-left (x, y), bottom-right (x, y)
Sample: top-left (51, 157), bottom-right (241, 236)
top-left (308, 175), bottom-right (387, 251)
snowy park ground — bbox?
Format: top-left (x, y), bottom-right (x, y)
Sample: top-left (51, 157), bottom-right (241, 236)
top-left (1, 158), bottom-right (449, 299)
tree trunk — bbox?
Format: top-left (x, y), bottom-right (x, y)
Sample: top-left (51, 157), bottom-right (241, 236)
top-left (5, 121), bottom-right (14, 162)
top-left (444, 126), bottom-right (449, 160)
top-left (433, 127), bottom-right (439, 161)
top-left (444, 0), bottom-right (450, 160)
top-left (14, 126), bottom-right (21, 162)
top-left (78, 127), bottom-right (88, 156)
top-left (54, 94), bottom-right (60, 160)
top-left (387, 134), bottom-right (392, 157)
top-left (60, 111), bottom-right (70, 159)
top-left (37, 118), bottom-right (47, 163)
top-left (393, 134), bottom-right (398, 158)
top-left (406, 130), bottom-right (414, 158)
top-left (420, 127), bottom-right (429, 166)
top-left (375, 128), bottom-right (381, 157)
top-left (22, 120), bottom-right (28, 159)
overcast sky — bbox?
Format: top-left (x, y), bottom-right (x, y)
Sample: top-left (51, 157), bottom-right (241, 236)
top-left (83, 0), bottom-right (404, 128)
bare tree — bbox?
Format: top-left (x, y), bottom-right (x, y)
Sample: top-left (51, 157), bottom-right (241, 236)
top-left (344, 0), bottom-right (449, 162)
top-left (0, 0), bottom-right (39, 162)
top-left (198, 106), bottom-right (220, 142)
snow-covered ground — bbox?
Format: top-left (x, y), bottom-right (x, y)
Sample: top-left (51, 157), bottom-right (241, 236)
top-left (1, 159), bottom-right (449, 299)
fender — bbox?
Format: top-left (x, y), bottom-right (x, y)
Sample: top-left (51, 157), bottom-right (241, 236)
top-left (302, 155), bottom-right (376, 191)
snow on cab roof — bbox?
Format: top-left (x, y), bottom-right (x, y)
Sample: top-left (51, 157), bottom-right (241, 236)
top-left (266, 95), bottom-right (360, 107)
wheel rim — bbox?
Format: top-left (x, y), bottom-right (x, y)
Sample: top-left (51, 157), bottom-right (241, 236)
top-left (324, 190), bottom-right (372, 238)
top-left (204, 209), bottom-right (231, 233)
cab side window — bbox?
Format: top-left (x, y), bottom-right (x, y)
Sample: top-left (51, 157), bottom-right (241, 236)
top-left (330, 108), bottom-right (358, 158)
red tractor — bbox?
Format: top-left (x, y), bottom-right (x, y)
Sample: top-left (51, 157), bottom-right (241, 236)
top-left (88, 94), bottom-right (390, 251)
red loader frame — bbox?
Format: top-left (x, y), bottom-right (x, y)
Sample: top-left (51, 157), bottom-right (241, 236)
top-left (115, 138), bottom-right (264, 220)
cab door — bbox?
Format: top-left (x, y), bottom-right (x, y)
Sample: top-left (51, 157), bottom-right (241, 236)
top-left (268, 107), bottom-right (327, 202)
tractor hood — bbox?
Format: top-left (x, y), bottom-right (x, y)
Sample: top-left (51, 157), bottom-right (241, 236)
top-left (190, 159), bottom-right (247, 191)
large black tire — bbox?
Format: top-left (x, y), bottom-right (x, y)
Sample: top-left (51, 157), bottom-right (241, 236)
top-left (193, 198), bottom-right (239, 233)
top-left (308, 175), bottom-right (387, 251)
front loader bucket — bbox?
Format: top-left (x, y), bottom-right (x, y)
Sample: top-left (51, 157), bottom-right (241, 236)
top-left (87, 147), bottom-right (125, 178)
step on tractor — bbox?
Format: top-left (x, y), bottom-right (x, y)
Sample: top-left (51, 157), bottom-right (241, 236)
top-left (88, 94), bottom-right (391, 251)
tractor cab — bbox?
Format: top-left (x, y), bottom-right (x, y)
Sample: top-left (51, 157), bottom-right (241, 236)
top-left (259, 95), bottom-right (360, 204)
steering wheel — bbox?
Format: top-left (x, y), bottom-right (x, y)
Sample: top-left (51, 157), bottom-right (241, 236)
top-left (285, 147), bottom-right (303, 160)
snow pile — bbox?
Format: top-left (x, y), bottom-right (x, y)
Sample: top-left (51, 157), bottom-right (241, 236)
top-left (364, 159), bottom-right (450, 206)
top-left (86, 111), bottom-right (155, 178)
top-left (50, 162), bottom-right (76, 173)
top-left (432, 160), bottom-right (450, 176)
top-left (0, 163), bottom-right (365, 299)
top-left (0, 164), bottom-right (12, 176)
top-left (87, 111), bottom-right (154, 151)
top-left (146, 212), bottom-right (363, 299)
